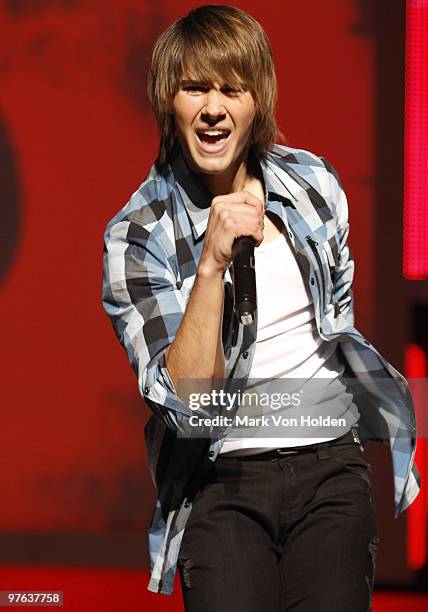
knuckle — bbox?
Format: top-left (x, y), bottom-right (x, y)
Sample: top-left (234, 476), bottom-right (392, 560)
top-left (223, 217), bottom-right (235, 231)
top-left (218, 208), bottom-right (229, 223)
top-left (211, 196), bottom-right (225, 208)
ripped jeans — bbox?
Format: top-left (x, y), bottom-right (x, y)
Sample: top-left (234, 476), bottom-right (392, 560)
top-left (178, 428), bottom-right (379, 612)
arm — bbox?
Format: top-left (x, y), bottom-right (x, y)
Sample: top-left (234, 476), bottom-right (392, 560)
top-left (102, 190), bottom-right (264, 434)
top-left (164, 189), bottom-right (264, 396)
top-left (165, 264), bottom-right (226, 399)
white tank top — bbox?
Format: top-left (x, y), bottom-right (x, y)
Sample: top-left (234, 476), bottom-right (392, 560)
top-left (220, 230), bottom-right (359, 455)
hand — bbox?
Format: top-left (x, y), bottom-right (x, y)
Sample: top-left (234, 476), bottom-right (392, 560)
top-left (198, 190), bottom-right (264, 276)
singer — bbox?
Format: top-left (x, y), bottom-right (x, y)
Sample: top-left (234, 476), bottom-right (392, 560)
top-left (102, 5), bottom-right (420, 611)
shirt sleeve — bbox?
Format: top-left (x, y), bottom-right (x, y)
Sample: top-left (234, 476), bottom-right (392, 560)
top-left (102, 216), bottom-right (195, 434)
top-left (320, 157), bottom-right (355, 326)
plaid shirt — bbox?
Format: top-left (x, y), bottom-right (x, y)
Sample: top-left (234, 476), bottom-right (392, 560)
top-left (102, 141), bottom-right (421, 595)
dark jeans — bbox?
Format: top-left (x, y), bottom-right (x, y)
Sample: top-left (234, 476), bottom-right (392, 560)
top-left (178, 429), bottom-right (379, 612)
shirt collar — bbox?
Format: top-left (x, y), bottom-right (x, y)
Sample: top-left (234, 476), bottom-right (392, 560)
top-left (169, 140), bottom-right (295, 241)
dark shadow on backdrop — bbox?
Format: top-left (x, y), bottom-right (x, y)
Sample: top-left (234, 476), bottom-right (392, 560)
top-left (0, 115), bottom-right (21, 286)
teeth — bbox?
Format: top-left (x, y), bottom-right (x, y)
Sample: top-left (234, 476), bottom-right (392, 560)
top-left (197, 130), bottom-right (229, 136)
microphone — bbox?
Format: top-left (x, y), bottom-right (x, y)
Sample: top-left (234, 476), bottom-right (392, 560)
top-left (231, 236), bottom-right (257, 325)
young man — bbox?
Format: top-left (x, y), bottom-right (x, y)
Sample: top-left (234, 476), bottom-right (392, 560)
top-left (102, 5), bottom-right (420, 611)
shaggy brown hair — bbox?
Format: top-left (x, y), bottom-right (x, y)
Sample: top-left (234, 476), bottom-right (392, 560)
top-left (147, 5), bottom-right (284, 165)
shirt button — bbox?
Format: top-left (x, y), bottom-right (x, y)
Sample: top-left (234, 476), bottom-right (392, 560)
top-left (364, 340), bottom-right (370, 346)
top-left (208, 450), bottom-right (215, 458)
top-left (310, 277), bottom-right (315, 285)
top-left (243, 351), bottom-right (248, 359)
top-left (288, 231), bottom-right (293, 239)
top-left (184, 500), bottom-right (191, 508)
top-left (144, 386), bottom-right (150, 395)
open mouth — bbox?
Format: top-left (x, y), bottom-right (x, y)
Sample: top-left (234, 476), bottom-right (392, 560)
top-left (195, 129), bottom-right (231, 145)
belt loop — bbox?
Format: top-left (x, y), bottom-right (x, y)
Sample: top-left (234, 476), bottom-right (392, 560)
top-left (316, 443), bottom-right (332, 460)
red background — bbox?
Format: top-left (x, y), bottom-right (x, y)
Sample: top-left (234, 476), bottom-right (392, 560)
top-left (0, 0), bottom-right (426, 609)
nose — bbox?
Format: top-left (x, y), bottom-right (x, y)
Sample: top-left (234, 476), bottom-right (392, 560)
top-left (203, 88), bottom-right (226, 119)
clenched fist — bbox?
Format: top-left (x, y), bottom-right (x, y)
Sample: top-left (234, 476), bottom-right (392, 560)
top-left (198, 190), bottom-right (264, 276)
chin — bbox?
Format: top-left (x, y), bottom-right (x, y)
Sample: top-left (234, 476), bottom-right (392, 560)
top-left (191, 152), bottom-right (234, 172)
top-left (197, 161), bottom-right (230, 174)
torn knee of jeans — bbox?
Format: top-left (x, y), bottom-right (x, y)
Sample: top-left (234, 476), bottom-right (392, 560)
top-left (369, 535), bottom-right (380, 555)
top-left (369, 535), bottom-right (380, 570)
top-left (365, 535), bottom-right (380, 601)
top-left (179, 557), bottom-right (193, 589)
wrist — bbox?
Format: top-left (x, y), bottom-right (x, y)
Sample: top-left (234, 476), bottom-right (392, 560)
top-left (197, 257), bottom-right (226, 281)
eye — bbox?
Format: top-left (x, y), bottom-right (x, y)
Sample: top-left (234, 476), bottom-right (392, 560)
top-left (222, 86), bottom-right (243, 95)
top-left (183, 85), bottom-right (207, 93)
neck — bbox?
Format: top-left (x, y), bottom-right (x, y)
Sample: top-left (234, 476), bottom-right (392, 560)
top-left (202, 163), bottom-right (247, 196)
top-left (200, 146), bottom-right (260, 197)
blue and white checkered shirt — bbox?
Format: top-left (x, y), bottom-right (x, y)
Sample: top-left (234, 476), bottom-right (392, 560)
top-left (102, 141), bottom-right (420, 595)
